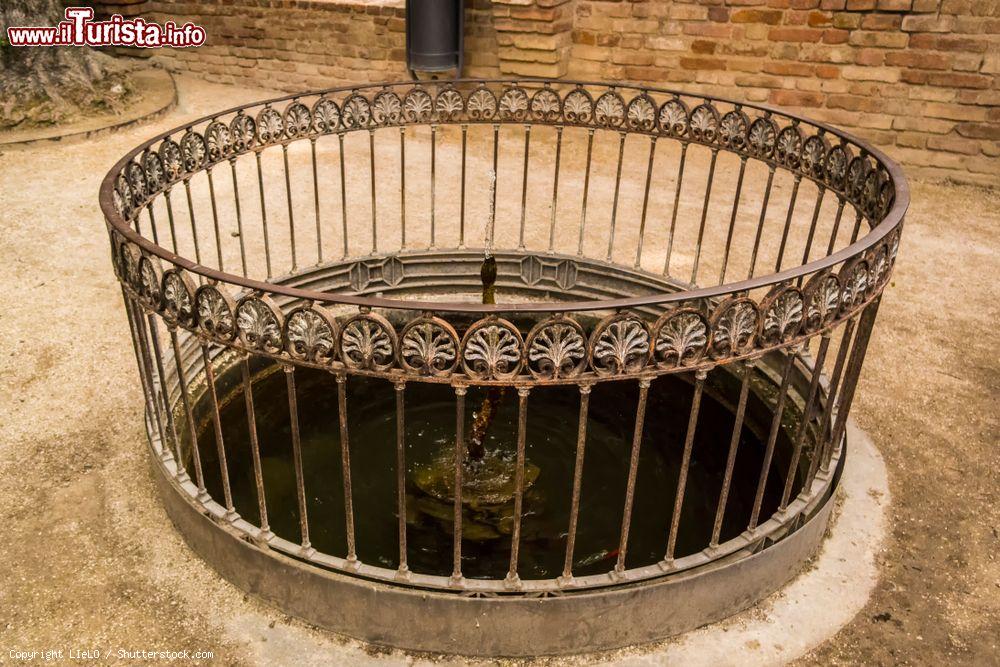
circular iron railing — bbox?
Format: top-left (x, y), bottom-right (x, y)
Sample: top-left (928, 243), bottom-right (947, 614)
top-left (101, 78), bottom-right (906, 648)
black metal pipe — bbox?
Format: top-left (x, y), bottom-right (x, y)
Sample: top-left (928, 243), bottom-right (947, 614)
top-left (406, 0), bottom-right (464, 77)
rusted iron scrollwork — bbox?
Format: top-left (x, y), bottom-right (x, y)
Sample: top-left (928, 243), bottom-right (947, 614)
top-left (111, 243), bottom-right (892, 384)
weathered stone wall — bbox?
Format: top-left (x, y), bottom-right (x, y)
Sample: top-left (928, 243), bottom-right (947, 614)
top-left (145, 0), bottom-right (998, 183)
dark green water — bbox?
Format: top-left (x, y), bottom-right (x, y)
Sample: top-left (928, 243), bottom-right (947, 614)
top-left (195, 362), bottom-right (790, 580)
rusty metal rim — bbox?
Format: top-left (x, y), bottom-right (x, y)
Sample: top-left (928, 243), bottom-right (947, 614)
top-left (99, 79), bottom-right (909, 315)
top-left (141, 279), bottom-right (882, 388)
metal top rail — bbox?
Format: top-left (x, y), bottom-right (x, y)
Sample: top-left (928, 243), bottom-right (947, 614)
top-left (101, 78), bottom-right (908, 315)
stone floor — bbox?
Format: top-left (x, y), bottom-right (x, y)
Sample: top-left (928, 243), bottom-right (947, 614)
top-left (0, 74), bottom-right (997, 665)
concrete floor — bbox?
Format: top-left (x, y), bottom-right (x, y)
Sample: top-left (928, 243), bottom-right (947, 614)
top-left (1, 75), bottom-right (997, 665)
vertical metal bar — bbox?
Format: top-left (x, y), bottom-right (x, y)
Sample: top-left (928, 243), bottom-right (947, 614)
top-left (634, 136), bottom-right (657, 268)
top-left (748, 351), bottom-right (796, 531)
top-left (663, 144), bottom-right (688, 275)
top-left (827, 299), bottom-right (880, 470)
top-left (133, 311), bottom-right (173, 470)
top-left (719, 157), bottom-right (747, 284)
top-left (577, 129), bottom-right (596, 256)
top-left (206, 168), bottom-right (224, 270)
top-left (506, 387), bottom-right (530, 586)
top-left (451, 386), bottom-right (467, 583)
top-left (338, 132), bottom-right (349, 258)
top-left (394, 381), bottom-right (408, 574)
top-left (282, 144), bottom-right (297, 270)
top-left (606, 131), bottom-right (627, 261)
top-left (799, 187), bottom-right (826, 274)
top-left (486, 165), bottom-right (497, 252)
top-left (429, 124), bottom-right (436, 249)
top-left (369, 129), bottom-right (378, 255)
top-left (748, 166), bottom-right (776, 279)
top-left (710, 361), bottom-right (752, 548)
top-left (126, 302), bottom-right (161, 439)
top-left (242, 356), bottom-right (272, 539)
top-left (201, 343), bottom-right (237, 520)
top-left (255, 151), bottom-right (272, 278)
top-left (285, 365), bottom-right (311, 553)
top-left (691, 149), bottom-right (719, 283)
top-left (170, 327), bottom-right (206, 498)
top-left (615, 378), bottom-right (651, 574)
top-left (560, 383), bottom-right (591, 581)
top-left (164, 189), bottom-right (179, 254)
top-left (123, 295), bottom-right (169, 465)
top-left (459, 124), bottom-right (467, 249)
top-left (491, 123), bottom-right (500, 248)
top-left (548, 126), bottom-right (564, 254)
top-left (826, 197), bottom-right (847, 256)
top-left (145, 314), bottom-right (182, 468)
top-left (815, 317), bottom-right (857, 478)
top-left (803, 327), bottom-right (837, 477)
top-left (183, 178), bottom-right (202, 265)
top-left (518, 125), bottom-right (532, 250)
top-left (146, 205), bottom-right (160, 245)
top-left (850, 208), bottom-right (864, 243)
top-left (336, 374), bottom-right (357, 564)
top-left (774, 174), bottom-right (802, 272)
top-left (803, 409), bottom-right (827, 487)
top-left (229, 159), bottom-right (248, 276)
top-left (137, 202), bottom-right (152, 234)
top-left (665, 369), bottom-right (707, 562)
top-left (311, 137), bottom-right (323, 263)
top-left (782, 334), bottom-right (831, 508)
top-left (399, 128), bottom-right (407, 250)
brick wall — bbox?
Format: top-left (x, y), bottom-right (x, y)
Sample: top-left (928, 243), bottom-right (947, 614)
top-left (147, 0), bottom-right (407, 86)
top-left (568, 0), bottom-right (999, 184)
top-left (491, 0), bottom-right (575, 77)
top-left (146, 0), bottom-right (500, 85)
top-left (145, 0), bottom-right (998, 184)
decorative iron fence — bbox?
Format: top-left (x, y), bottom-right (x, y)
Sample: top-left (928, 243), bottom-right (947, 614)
top-left (102, 79), bottom-right (906, 597)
